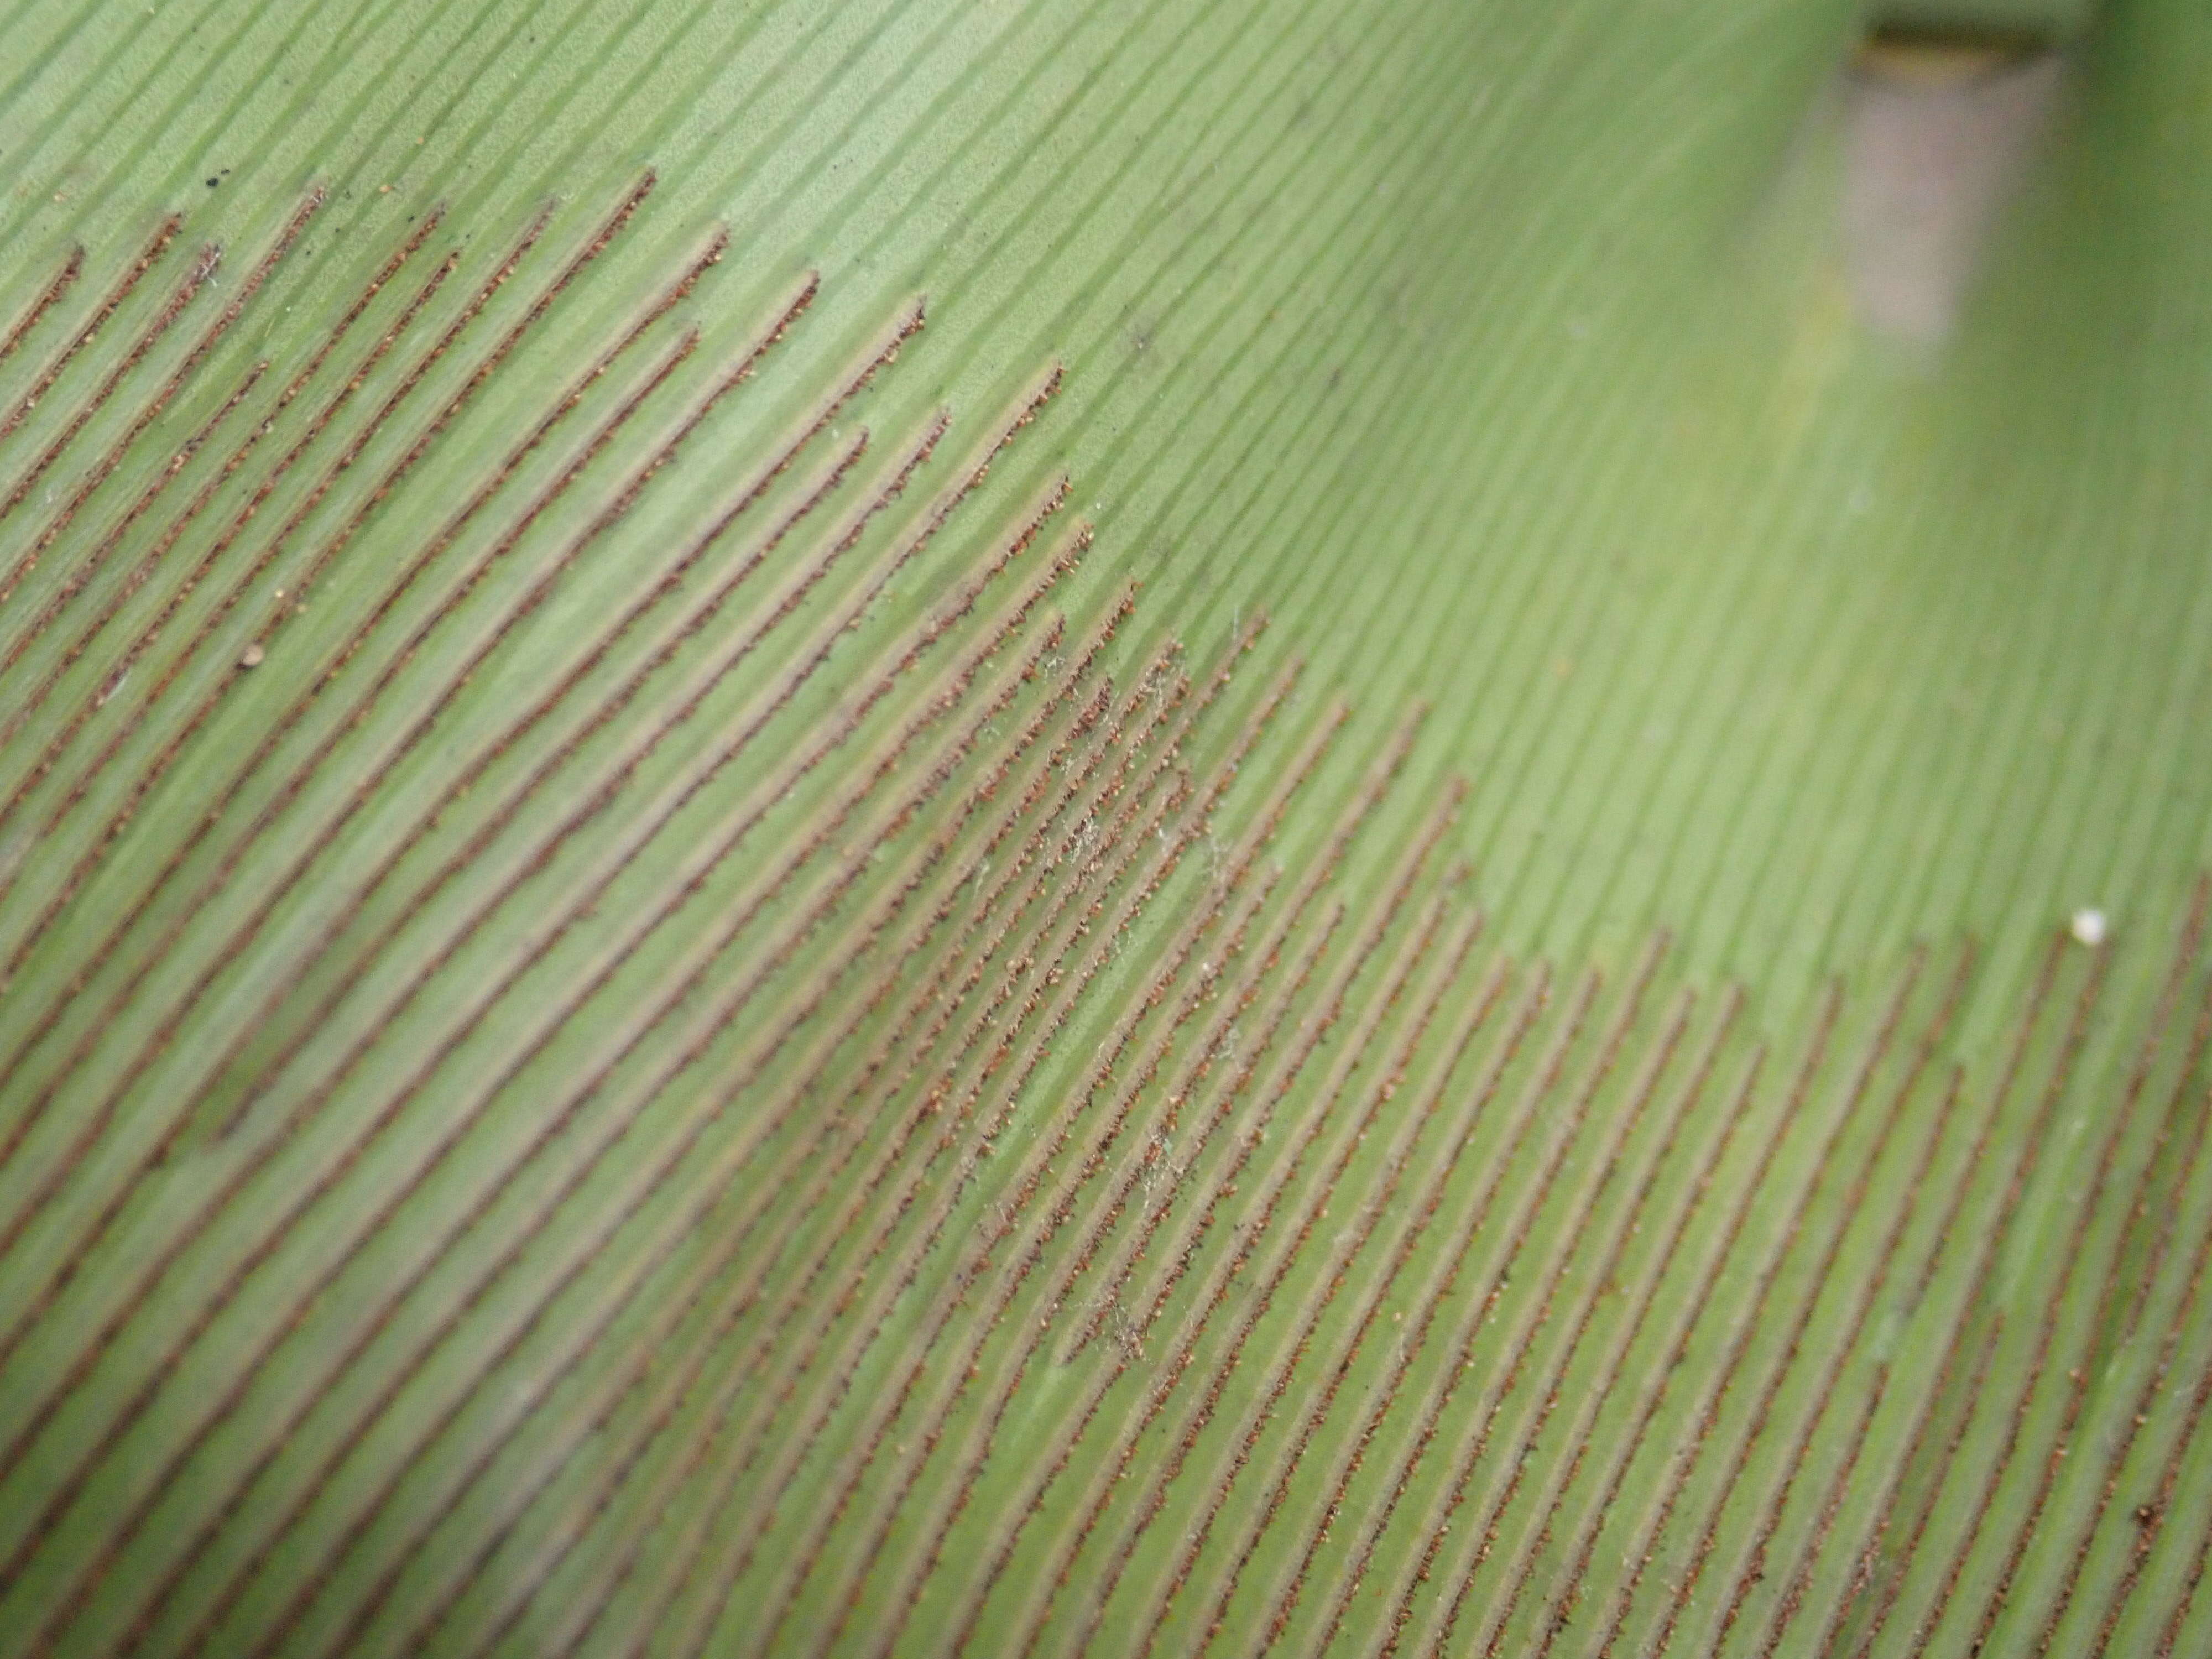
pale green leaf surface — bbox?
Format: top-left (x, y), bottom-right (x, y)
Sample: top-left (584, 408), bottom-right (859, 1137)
top-left (0, 1), bottom-right (2208, 1656)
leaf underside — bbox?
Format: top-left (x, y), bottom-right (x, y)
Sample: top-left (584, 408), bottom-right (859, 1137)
top-left (0, 2), bottom-right (2208, 1657)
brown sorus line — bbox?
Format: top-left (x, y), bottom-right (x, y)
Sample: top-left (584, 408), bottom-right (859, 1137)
top-left (1820, 1311), bottom-right (2003, 1659)
top-left (604, 637), bottom-right (1194, 1590)
top-left (1527, 990), bottom-right (1837, 1659)
top-left (159, 533), bottom-right (1077, 1659)
top-left (104, 542), bottom-right (1071, 1659)
top-left (0, 246), bottom-right (83, 371)
top-left (248, 606), bottom-right (1080, 1659)
top-left (557, 667), bottom-right (1180, 1659)
top-left (1064, 779), bottom-right (1467, 1364)
top-left (1966, 926), bottom-right (2212, 1654)
top-left (0, 188), bottom-right (323, 612)
top-left (1582, 952), bottom-right (1927, 1659)
top-left (248, 372), bottom-right (1053, 1139)
top-left (371, 482), bottom-right (1077, 1166)
top-left (2083, 1040), bottom-right (2212, 1659)
top-left (1118, 911), bottom-right (1423, 1389)
top-left (659, 680), bottom-right (1316, 1659)
top-left (397, 674), bottom-right (1105, 1658)
top-left (1689, 954), bottom-right (1975, 1659)
top-left (1133, 832), bottom-right (1548, 1659)
top-left (1732, 1068), bottom-right (1960, 1659)
top-left (1021, 703), bottom-right (1418, 1332)
top-left (2, 314), bottom-right (960, 1628)
top-left (1507, 1025), bottom-right (1763, 1657)
top-left (0, 238), bottom-right (469, 1022)
top-left (268, 182), bottom-right (637, 619)
top-left (0, 205), bottom-right (447, 795)
top-left (0, 256), bottom-right (799, 1452)
top-left (2034, 1193), bottom-right (2212, 1655)
top-left (20, 210), bottom-right (531, 835)
top-left (662, 837), bottom-right (1268, 1659)
top-left (1896, 941), bottom-right (2121, 1659)
top-left (2091, 942), bottom-right (2212, 1395)
top-left (1083, 947), bottom-right (1519, 1659)
top-left (1470, 990), bottom-right (1749, 1659)
top-left (1424, 984), bottom-right (1707, 1658)
top-left (168, 271), bottom-right (900, 1120)
top-left (482, 513), bottom-right (1097, 1504)
top-left (807, 890), bottom-right (1372, 1659)
top-left (0, 244), bottom-right (466, 1166)
top-left (717, 743), bottom-right (1274, 1659)
top-left (0, 237), bottom-right (221, 531)
top-left (809, 630), bottom-right (1178, 1147)
top-left (94, 603), bottom-right (1124, 1659)
top-left (1079, 876), bottom-right (1407, 1371)
top-left (1001, 911), bottom-right (1380, 1659)
top-left (199, 402), bottom-right (977, 1218)
top-left (435, 614), bottom-right (1138, 1659)
top-left (1820, 933), bottom-right (2079, 1659)
top-left (859, 780), bottom-right (1469, 1659)
top-left (1255, 963), bottom-right (1581, 1659)
top-left (1285, 963), bottom-right (1567, 1659)
top-left (0, 239), bottom-right (221, 538)
top-left (1099, 900), bottom-right (1484, 1659)
top-left (0, 215), bottom-right (181, 450)
top-left (795, 645), bottom-right (1290, 1351)
top-left (211, 392), bottom-right (929, 1138)
top-left (123, 520), bottom-right (1079, 1659)
top-left (0, 181), bottom-right (577, 938)
top-left (173, 222), bottom-right (739, 882)
top-left (2150, 1358), bottom-right (2212, 1657)
top-left (760, 744), bottom-right (1349, 1657)
top-left (338, 560), bottom-right (1088, 1637)
top-left (484, 529), bottom-right (1087, 1172)
top-left (846, 648), bottom-right (1198, 1154)
top-left (1093, 875), bottom-right (1472, 1659)
top-left (1754, 1363), bottom-right (1894, 1658)
top-left (1370, 939), bottom-right (1673, 1659)
top-left (0, 356), bottom-right (269, 687)
top-left (93, 306), bottom-right (721, 1132)
top-left (664, 633), bottom-right (1184, 1447)
top-left (0, 322), bottom-right (706, 1318)
top-left (872, 655), bottom-right (1265, 1398)
top-left (193, 404), bottom-right (862, 1146)
top-left (1306, 962), bottom-right (1607, 1659)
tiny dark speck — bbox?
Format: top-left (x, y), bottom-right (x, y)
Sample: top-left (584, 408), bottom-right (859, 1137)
top-left (206, 177), bottom-right (220, 188)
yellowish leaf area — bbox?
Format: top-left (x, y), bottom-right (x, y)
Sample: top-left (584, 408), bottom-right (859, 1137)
top-left (0, 2), bottom-right (2207, 1656)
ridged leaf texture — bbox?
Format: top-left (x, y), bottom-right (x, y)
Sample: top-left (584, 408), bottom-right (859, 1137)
top-left (1, 2), bottom-right (2209, 1657)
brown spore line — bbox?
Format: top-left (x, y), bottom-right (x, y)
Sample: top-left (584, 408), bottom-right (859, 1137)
top-left (29, 169), bottom-right (2202, 1659)
top-left (278, 613), bottom-right (1081, 1659)
top-left (8, 208), bottom-right (1088, 1659)
top-left (739, 685), bottom-right (1332, 1657)
top-left (681, 673), bottom-right (1310, 1656)
top-left (96, 617), bottom-right (1118, 1659)
top-left (453, 633), bottom-right (1126, 1659)
top-left (0, 202), bottom-right (446, 782)
top-left (0, 246), bottom-right (84, 373)
top-left (0, 214), bottom-right (182, 452)
top-left (0, 187), bottom-right (325, 612)
top-left (0, 178), bottom-right (685, 1074)
top-left (12, 319), bottom-right (708, 1184)
top-left (0, 238), bottom-right (220, 581)
top-left (175, 268), bottom-right (851, 1141)
top-left (0, 185), bottom-right (810, 1460)
top-left (0, 239), bottom-right (476, 1215)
